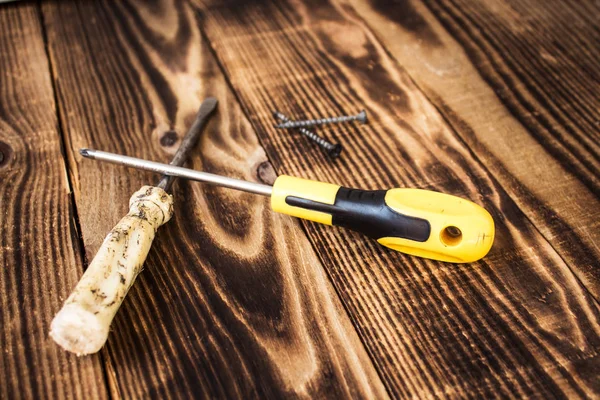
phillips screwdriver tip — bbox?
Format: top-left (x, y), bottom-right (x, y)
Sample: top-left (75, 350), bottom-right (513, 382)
top-left (80, 148), bottom-right (93, 158)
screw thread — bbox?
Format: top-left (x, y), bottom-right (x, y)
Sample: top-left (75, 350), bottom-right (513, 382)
top-left (273, 111), bottom-right (342, 157)
top-left (276, 110), bottom-right (366, 129)
top-left (301, 129), bottom-right (332, 149)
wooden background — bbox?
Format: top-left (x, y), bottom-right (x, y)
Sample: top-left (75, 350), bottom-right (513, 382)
top-left (0, 0), bottom-right (598, 398)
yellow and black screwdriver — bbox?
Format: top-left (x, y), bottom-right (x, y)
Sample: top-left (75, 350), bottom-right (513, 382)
top-left (80, 149), bottom-right (495, 263)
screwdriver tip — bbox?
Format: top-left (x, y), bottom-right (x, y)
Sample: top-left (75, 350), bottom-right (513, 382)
top-left (80, 148), bottom-right (93, 158)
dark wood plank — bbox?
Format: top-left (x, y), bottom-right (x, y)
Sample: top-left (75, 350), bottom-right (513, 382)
top-left (0, 2), bottom-right (109, 399)
top-left (194, 0), bottom-right (600, 397)
top-left (41, 0), bottom-right (388, 398)
top-left (350, 0), bottom-right (600, 299)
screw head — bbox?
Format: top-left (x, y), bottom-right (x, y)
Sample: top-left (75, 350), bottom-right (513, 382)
top-left (328, 143), bottom-right (343, 158)
top-left (357, 110), bottom-right (368, 124)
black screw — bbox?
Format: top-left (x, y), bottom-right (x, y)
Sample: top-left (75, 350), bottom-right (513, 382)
top-left (276, 110), bottom-right (367, 129)
top-left (273, 111), bottom-right (342, 158)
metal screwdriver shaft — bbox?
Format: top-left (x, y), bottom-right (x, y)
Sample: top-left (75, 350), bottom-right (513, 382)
top-left (81, 149), bottom-right (273, 196)
top-left (51, 98), bottom-right (218, 356)
top-left (276, 110), bottom-right (367, 129)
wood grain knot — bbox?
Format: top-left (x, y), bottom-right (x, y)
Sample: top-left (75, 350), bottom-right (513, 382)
top-left (256, 160), bottom-right (277, 185)
top-left (0, 141), bottom-right (12, 169)
top-left (159, 130), bottom-right (179, 147)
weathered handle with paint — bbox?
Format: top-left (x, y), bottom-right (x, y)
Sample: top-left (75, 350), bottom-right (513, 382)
top-left (50, 186), bottom-right (173, 355)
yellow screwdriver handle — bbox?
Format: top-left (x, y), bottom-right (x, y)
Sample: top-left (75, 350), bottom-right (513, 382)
top-left (271, 176), bottom-right (494, 263)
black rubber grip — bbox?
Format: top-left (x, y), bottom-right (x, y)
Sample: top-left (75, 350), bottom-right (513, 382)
top-left (285, 187), bottom-right (431, 242)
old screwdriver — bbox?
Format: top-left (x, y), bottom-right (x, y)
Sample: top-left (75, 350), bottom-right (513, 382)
top-left (50, 98), bottom-right (218, 356)
top-left (79, 148), bottom-right (495, 264)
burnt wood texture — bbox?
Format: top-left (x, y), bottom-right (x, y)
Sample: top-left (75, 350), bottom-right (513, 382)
top-left (193, 0), bottom-right (600, 398)
top-left (350, 0), bottom-right (600, 300)
top-left (0, 0), bottom-right (598, 398)
top-left (0, 3), bottom-right (108, 399)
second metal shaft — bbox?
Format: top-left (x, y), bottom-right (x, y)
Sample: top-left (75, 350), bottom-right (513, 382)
top-left (157, 97), bottom-right (218, 191)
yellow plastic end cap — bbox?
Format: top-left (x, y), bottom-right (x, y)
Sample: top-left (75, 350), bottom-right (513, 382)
top-left (379, 188), bottom-right (495, 263)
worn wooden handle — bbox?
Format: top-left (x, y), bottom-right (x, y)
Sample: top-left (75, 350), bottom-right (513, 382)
top-left (50, 186), bottom-right (173, 355)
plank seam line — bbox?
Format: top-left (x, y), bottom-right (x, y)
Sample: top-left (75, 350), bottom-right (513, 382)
top-left (35, 2), bottom-right (114, 398)
top-left (346, 2), bottom-right (600, 308)
top-left (192, 7), bottom-right (394, 398)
